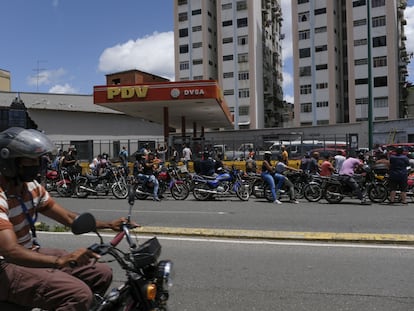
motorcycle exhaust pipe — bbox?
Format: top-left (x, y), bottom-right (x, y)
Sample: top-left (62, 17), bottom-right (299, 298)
top-left (79, 186), bottom-right (97, 193)
top-left (194, 188), bottom-right (217, 194)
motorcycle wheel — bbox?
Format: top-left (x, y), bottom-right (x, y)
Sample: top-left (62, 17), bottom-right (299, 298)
top-left (56, 182), bottom-right (73, 197)
top-left (170, 182), bottom-right (190, 200)
top-left (134, 184), bottom-right (149, 200)
top-left (324, 184), bottom-right (344, 203)
top-left (303, 183), bottom-right (323, 202)
top-left (252, 180), bottom-right (265, 198)
top-left (75, 179), bottom-right (90, 198)
top-left (112, 181), bottom-right (129, 199)
top-left (235, 182), bottom-right (250, 201)
top-left (367, 184), bottom-right (388, 203)
top-left (294, 183), bottom-right (306, 199)
top-left (193, 183), bottom-right (213, 201)
top-left (263, 184), bottom-right (274, 202)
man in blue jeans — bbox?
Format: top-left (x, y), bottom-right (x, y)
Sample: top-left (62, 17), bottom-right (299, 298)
top-left (261, 151), bottom-right (284, 204)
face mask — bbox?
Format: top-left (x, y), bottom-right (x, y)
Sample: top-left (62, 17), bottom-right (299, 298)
top-left (18, 165), bottom-right (40, 182)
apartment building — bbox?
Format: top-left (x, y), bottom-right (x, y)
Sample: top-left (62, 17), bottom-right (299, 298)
top-left (292, 0), bottom-right (409, 127)
top-left (174, 0), bottom-right (285, 130)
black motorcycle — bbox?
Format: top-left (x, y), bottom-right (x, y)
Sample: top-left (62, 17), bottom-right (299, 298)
top-left (0, 188), bottom-right (174, 311)
top-left (75, 166), bottom-right (128, 199)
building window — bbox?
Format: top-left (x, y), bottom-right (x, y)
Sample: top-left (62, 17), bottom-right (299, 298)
top-left (316, 64), bottom-right (328, 70)
top-left (373, 56), bottom-right (387, 67)
top-left (353, 0), bottom-right (366, 7)
top-left (193, 59), bottom-right (203, 65)
top-left (301, 102), bottom-right (312, 113)
top-left (237, 17), bottom-right (248, 28)
top-left (223, 55), bottom-right (234, 61)
top-left (315, 45), bottom-right (327, 52)
top-left (354, 38), bottom-right (367, 46)
top-left (239, 106), bottom-right (249, 115)
top-left (224, 89), bottom-right (234, 96)
top-left (315, 26), bottom-right (327, 33)
top-left (299, 66), bottom-right (311, 76)
top-left (300, 85), bottom-right (312, 95)
top-left (316, 101), bottom-right (329, 107)
top-left (238, 88), bottom-right (250, 98)
top-left (374, 97), bottom-right (388, 107)
top-left (372, 16), bottom-right (386, 28)
top-left (222, 20), bottom-right (233, 27)
top-left (238, 71), bottom-right (249, 80)
top-left (179, 44), bottom-right (189, 54)
top-left (192, 42), bottom-right (202, 48)
top-left (355, 78), bottom-right (368, 85)
top-left (177, 0), bottom-right (187, 5)
top-left (193, 76), bottom-right (203, 80)
top-left (374, 76), bottom-right (387, 87)
top-left (236, 1), bottom-right (247, 10)
top-left (192, 9), bottom-right (201, 15)
top-left (316, 82), bottom-right (328, 89)
top-left (192, 25), bottom-right (202, 32)
top-left (372, 0), bottom-right (385, 7)
top-left (298, 0), bottom-right (309, 3)
top-left (299, 48), bottom-right (311, 58)
top-left (180, 61), bottom-right (189, 70)
top-left (298, 12), bottom-right (309, 23)
top-left (314, 8), bottom-right (326, 15)
top-left (179, 28), bottom-right (188, 37)
top-left (355, 58), bottom-right (368, 65)
top-left (353, 19), bottom-right (367, 27)
top-left (298, 30), bottom-right (310, 40)
top-left (178, 12), bottom-right (188, 22)
top-left (373, 36), bottom-right (386, 47)
top-left (317, 120), bottom-right (329, 125)
top-left (222, 3), bottom-right (232, 10)
top-left (356, 98), bottom-right (368, 105)
top-left (223, 72), bottom-right (234, 78)
top-left (238, 53), bottom-right (249, 63)
top-left (223, 37), bottom-right (233, 44)
top-left (238, 35), bottom-right (248, 45)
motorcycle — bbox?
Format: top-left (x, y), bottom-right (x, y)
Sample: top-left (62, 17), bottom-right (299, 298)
top-left (322, 164), bottom-right (388, 203)
top-left (1, 188), bottom-right (174, 311)
top-left (45, 168), bottom-right (59, 192)
top-left (192, 166), bottom-right (250, 201)
top-left (134, 167), bottom-right (190, 201)
top-left (75, 165), bottom-right (128, 199)
top-left (56, 166), bottom-right (80, 197)
top-left (255, 173), bottom-right (302, 202)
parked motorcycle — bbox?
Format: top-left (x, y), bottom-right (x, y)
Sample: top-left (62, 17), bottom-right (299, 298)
top-left (134, 167), bottom-right (190, 200)
top-left (1, 188), bottom-right (174, 311)
top-left (192, 166), bottom-right (250, 201)
top-left (45, 168), bottom-right (59, 192)
top-left (75, 166), bottom-right (128, 199)
top-left (56, 166), bottom-right (80, 197)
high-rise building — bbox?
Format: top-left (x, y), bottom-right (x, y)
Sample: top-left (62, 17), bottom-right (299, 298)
top-left (292, 0), bottom-right (409, 127)
top-left (174, 0), bottom-right (285, 129)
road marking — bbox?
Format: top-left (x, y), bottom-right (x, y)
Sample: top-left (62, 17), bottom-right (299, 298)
top-left (88, 208), bottom-right (229, 215)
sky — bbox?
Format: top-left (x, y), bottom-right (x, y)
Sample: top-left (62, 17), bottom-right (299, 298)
top-left (1, 0), bottom-right (414, 104)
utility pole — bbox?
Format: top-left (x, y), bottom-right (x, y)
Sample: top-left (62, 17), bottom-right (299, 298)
top-left (32, 60), bottom-right (47, 92)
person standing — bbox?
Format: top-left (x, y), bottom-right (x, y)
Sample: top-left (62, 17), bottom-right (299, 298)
top-left (388, 147), bottom-right (410, 204)
top-left (182, 143), bottom-right (192, 169)
top-left (280, 145), bottom-right (289, 165)
top-left (118, 146), bottom-right (129, 176)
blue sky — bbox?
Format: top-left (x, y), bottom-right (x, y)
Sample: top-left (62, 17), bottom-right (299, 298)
top-left (1, 0), bottom-right (414, 103)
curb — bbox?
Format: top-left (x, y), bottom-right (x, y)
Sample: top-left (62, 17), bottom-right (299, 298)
top-left (134, 226), bottom-right (414, 244)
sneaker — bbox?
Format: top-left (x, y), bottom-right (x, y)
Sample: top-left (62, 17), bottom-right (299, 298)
top-left (153, 197), bottom-right (160, 202)
top-left (273, 199), bottom-right (282, 204)
top-left (289, 200), bottom-right (299, 204)
top-left (360, 199), bottom-right (371, 205)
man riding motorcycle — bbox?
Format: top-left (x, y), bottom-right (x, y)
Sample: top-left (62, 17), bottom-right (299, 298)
top-left (0, 127), bottom-right (131, 311)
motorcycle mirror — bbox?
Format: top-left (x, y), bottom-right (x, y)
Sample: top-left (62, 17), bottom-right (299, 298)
top-left (72, 213), bottom-right (97, 235)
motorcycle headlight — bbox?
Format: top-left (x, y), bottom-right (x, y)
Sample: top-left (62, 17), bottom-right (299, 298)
top-left (157, 260), bottom-right (174, 289)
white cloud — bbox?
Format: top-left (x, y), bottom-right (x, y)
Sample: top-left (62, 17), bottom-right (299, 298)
top-left (98, 31), bottom-right (175, 81)
top-left (49, 83), bottom-right (78, 94)
top-left (27, 68), bottom-right (67, 87)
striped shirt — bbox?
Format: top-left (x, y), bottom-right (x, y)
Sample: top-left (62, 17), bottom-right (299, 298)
top-left (0, 178), bottom-right (54, 249)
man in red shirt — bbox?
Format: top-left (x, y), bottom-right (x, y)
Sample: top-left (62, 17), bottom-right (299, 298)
top-left (320, 154), bottom-right (334, 176)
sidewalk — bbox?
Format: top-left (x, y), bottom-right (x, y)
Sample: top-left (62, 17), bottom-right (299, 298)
top-left (135, 226), bottom-right (414, 244)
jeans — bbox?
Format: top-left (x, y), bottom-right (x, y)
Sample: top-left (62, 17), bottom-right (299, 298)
top-left (262, 172), bottom-right (285, 201)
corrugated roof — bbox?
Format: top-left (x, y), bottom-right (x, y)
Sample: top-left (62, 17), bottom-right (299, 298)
top-left (0, 91), bottom-right (122, 114)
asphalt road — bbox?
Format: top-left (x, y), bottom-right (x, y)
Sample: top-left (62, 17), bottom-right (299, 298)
top-left (39, 231), bottom-right (414, 311)
top-left (44, 193), bottom-right (414, 244)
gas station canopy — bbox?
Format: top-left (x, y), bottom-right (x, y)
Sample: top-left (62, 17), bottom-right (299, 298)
top-left (93, 80), bottom-right (233, 130)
